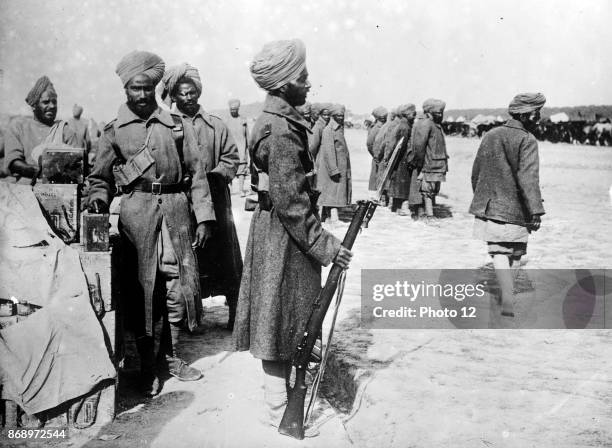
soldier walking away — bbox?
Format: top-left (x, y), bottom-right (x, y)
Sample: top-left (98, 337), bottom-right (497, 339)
top-left (232, 39), bottom-right (352, 432)
top-left (470, 92), bottom-right (546, 317)
top-left (87, 50), bottom-right (216, 396)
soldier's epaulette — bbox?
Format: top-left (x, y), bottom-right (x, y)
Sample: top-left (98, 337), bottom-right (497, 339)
top-left (263, 123), bottom-right (272, 136)
top-left (208, 113), bottom-right (223, 121)
top-left (103, 119), bottom-right (117, 132)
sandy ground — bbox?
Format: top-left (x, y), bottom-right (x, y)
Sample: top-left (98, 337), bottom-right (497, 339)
top-left (321, 131), bottom-right (612, 448)
top-left (11, 130), bottom-right (611, 448)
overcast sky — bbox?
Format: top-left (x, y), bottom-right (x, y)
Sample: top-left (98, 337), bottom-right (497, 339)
top-left (1, 0), bottom-right (611, 121)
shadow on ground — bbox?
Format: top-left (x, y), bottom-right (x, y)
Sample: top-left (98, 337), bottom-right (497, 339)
top-left (320, 308), bottom-right (395, 414)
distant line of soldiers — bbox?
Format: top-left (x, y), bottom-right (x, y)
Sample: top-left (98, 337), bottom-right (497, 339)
top-left (367, 99), bottom-right (449, 221)
top-left (296, 102), bottom-right (352, 225)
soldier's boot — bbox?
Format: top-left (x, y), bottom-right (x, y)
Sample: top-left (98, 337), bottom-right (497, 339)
top-left (135, 336), bottom-right (160, 397)
top-left (424, 196), bottom-right (434, 218)
top-left (397, 200), bottom-right (410, 216)
top-left (329, 208), bottom-right (339, 223)
top-left (167, 323), bottom-right (203, 382)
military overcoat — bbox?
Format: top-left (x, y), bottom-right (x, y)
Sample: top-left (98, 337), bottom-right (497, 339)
top-left (316, 120), bottom-right (352, 207)
top-left (88, 105), bottom-right (215, 336)
top-left (367, 121), bottom-right (383, 190)
top-left (232, 94), bottom-right (341, 361)
top-left (469, 119), bottom-right (545, 226)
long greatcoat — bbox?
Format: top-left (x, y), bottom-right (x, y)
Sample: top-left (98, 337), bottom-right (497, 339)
top-left (232, 95), bottom-right (341, 361)
top-left (316, 120), bottom-right (352, 207)
top-left (385, 117), bottom-right (413, 199)
top-left (367, 121), bottom-right (383, 190)
top-left (176, 106), bottom-right (243, 305)
top-left (88, 105), bottom-right (216, 336)
top-left (469, 119), bottom-right (545, 226)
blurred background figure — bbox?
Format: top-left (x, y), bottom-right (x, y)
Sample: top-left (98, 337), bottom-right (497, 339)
top-left (317, 103), bottom-right (352, 225)
top-left (226, 99), bottom-right (250, 196)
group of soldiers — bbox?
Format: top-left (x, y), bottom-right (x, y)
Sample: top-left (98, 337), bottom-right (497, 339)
top-left (366, 100), bottom-right (449, 221)
top-left (0, 36), bottom-right (547, 436)
top-left (293, 101), bottom-right (352, 224)
top-left (2, 52), bottom-right (250, 397)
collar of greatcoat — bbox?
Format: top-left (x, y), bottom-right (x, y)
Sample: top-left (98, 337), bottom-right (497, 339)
top-left (329, 120), bottom-right (343, 131)
top-left (116, 103), bottom-right (175, 128)
top-left (503, 118), bottom-right (528, 133)
top-left (173, 104), bottom-right (215, 128)
top-left (263, 94), bottom-right (312, 134)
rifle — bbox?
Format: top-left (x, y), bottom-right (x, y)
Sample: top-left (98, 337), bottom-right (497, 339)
top-left (278, 136), bottom-right (405, 439)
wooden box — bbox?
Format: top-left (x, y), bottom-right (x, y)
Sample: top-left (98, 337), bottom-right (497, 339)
top-left (73, 245), bottom-right (116, 312)
top-left (33, 183), bottom-right (80, 243)
top-left (81, 213), bottom-right (110, 252)
top-left (41, 146), bottom-right (85, 184)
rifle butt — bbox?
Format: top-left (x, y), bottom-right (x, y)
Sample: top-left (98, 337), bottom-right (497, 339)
top-left (278, 369), bottom-right (307, 439)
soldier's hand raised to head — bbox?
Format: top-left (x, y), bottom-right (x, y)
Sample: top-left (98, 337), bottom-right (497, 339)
top-left (193, 221), bottom-right (214, 248)
top-left (333, 246), bottom-right (353, 269)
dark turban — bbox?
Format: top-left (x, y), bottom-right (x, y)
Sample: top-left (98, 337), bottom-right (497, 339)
top-left (508, 92), bottom-right (546, 114)
top-left (396, 103), bottom-right (416, 116)
top-left (228, 98), bottom-right (241, 108)
top-left (423, 98), bottom-right (446, 114)
top-left (250, 39), bottom-right (306, 91)
top-left (372, 106), bottom-right (388, 119)
top-left (160, 63), bottom-right (202, 104)
top-left (116, 50), bottom-right (165, 86)
top-left (25, 76), bottom-right (56, 107)
top-left (330, 104), bottom-right (346, 115)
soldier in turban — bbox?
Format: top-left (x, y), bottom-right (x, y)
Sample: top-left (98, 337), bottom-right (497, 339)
top-left (383, 103), bottom-right (417, 215)
top-left (317, 103), bottom-right (352, 223)
top-left (162, 63), bottom-right (242, 330)
top-left (372, 107), bottom-right (399, 206)
top-left (367, 106), bottom-right (387, 195)
top-left (88, 51), bottom-right (215, 395)
top-left (4, 76), bottom-right (78, 183)
top-left (308, 102), bottom-right (331, 159)
top-left (470, 92), bottom-right (546, 317)
top-left (412, 98), bottom-right (449, 222)
top-left (296, 101), bottom-right (313, 126)
top-left (311, 102), bottom-right (322, 124)
top-left (160, 62), bottom-right (202, 108)
top-left (67, 104), bottom-right (91, 152)
top-left (224, 98), bottom-right (250, 197)
top-left (233, 39), bottom-right (352, 430)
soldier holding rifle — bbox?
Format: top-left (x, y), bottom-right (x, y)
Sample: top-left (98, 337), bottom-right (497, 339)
top-left (232, 39), bottom-right (352, 431)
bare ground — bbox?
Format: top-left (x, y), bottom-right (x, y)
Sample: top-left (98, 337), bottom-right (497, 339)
top-left (15, 131), bottom-right (611, 448)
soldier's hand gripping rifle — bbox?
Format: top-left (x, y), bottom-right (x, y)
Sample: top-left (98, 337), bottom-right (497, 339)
top-left (278, 137), bottom-right (405, 439)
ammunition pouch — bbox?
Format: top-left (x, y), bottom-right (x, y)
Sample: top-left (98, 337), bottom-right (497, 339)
top-left (112, 145), bottom-right (155, 187)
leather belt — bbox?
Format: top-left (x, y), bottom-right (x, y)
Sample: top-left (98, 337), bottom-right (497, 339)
top-left (119, 181), bottom-right (185, 195)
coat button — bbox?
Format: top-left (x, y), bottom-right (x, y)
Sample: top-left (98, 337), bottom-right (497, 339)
top-left (158, 198), bottom-right (162, 204)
